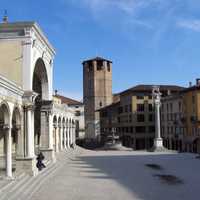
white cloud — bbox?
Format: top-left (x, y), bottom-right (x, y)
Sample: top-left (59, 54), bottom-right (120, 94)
top-left (81, 0), bottom-right (160, 15)
top-left (177, 19), bottom-right (200, 32)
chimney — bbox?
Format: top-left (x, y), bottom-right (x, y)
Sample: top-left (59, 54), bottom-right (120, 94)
top-left (2, 10), bottom-right (8, 23)
top-left (55, 89), bottom-right (58, 95)
top-left (167, 90), bottom-right (171, 96)
top-left (189, 82), bottom-right (192, 87)
top-left (196, 79), bottom-right (200, 86)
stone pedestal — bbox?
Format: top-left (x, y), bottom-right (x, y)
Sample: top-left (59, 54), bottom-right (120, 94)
top-left (150, 138), bottom-right (167, 152)
top-left (16, 157), bottom-right (38, 176)
top-left (40, 148), bottom-right (56, 163)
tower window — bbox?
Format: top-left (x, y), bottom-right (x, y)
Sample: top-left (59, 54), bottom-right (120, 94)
top-left (87, 61), bottom-right (93, 72)
top-left (107, 62), bottom-right (111, 72)
top-left (97, 60), bottom-right (103, 70)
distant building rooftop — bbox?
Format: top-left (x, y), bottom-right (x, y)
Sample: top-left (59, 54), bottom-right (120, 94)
top-left (120, 84), bottom-right (185, 96)
top-left (54, 94), bottom-right (83, 106)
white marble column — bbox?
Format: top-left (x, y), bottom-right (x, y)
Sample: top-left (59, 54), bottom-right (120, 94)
top-left (5, 125), bottom-right (12, 178)
top-left (48, 114), bottom-right (53, 150)
top-left (55, 127), bottom-right (59, 152)
top-left (152, 86), bottom-right (165, 151)
top-left (59, 126), bottom-right (63, 150)
top-left (27, 106), bottom-right (35, 158)
top-left (67, 125), bottom-right (70, 148)
top-left (63, 126), bottom-right (67, 149)
top-left (70, 124), bottom-right (73, 146)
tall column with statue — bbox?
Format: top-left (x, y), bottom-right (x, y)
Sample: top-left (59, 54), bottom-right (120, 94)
top-left (151, 86), bottom-right (166, 152)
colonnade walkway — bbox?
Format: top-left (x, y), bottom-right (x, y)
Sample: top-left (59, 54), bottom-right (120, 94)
top-left (1, 148), bottom-right (200, 200)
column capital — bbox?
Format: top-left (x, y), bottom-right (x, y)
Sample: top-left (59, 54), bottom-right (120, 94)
top-left (23, 90), bottom-right (38, 106)
top-left (1, 124), bottom-right (12, 131)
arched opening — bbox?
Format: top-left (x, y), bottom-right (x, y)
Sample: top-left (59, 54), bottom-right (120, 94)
top-left (11, 107), bottom-right (21, 173)
top-left (0, 103), bottom-right (10, 177)
top-left (32, 58), bottom-right (49, 154)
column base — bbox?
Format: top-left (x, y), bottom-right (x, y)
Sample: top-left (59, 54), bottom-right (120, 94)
top-left (15, 157), bottom-right (38, 176)
top-left (149, 138), bottom-right (168, 152)
top-left (40, 148), bottom-right (56, 163)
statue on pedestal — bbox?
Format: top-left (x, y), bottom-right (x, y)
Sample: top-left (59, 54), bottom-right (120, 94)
top-left (150, 86), bottom-right (167, 152)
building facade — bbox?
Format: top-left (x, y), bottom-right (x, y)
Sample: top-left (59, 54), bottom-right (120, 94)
top-left (99, 85), bottom-right (184, 150)
top-left (161, 80), bottom-right (200, 153)
top-left (83, 57), bottom-right (112, 141)
top-left (0, 20), bottom-right (77, 179)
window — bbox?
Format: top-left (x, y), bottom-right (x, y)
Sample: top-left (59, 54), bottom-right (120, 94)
top-left (118, 107), bottom-right (123, 114)
top-left (97, 60), bottom-right (103, 70)
top-left (148, 95), bottom-right (152, 99)
top-left (75, 111), bottom-right (81, 116)
top-left (88, 61), bottom-right (93, 72)
top-left (107, 62), bottom-right (111, 72)
top-left (148, 114), bottom-right (154, 122)
top-left (125, 105), bottom-right (128, 112)
top-left (117, 117), bottom-right (120, 123)
top-left (137, 114), bottom-right (145, 122)
top-left (170, 103), bottom-right (173, 112)
top-left (148, 126), bottom-right (155, 133)
top-left (137, 104), bottom-right (145, 112)
top-left (129, 104), bottom-right (132, 112)
top-left (148, 104), bottom-right (153, 111)
top-left (178, 102), bottom-right (181, 112)
top-left (192, 95), bottom-right (195, 104)
top-left (137, 96), bottom-right (144, 100)
top-left (129, 114), bottom-right (132, 123)
top-left (136, 126), bottom-right (146, 133)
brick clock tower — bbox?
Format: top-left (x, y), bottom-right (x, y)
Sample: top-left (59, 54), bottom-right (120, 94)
top-left (83, 57), bottom-right (113, 142)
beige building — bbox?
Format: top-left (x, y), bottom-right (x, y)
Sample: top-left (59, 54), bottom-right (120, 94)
top-left (161, 80), bottom-right (200, 153)
top-left (161, 94), bottom-right (185, 151)
top-left (99, 85), bottom-right (184, 150)
top-left (83, 57), bottom-right (112, 141)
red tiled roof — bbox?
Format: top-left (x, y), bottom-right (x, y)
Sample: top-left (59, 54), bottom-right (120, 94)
top-left (120, 84), bottom-right (185, 95)
top-left (54, 94), bottom-right (83, 105)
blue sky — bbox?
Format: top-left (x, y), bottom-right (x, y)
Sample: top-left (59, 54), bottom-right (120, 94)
top-left (2, 0), bottom-right (200, 100)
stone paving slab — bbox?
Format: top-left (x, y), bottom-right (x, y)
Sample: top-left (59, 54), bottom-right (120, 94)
top-left (30, 149), bottom-right (200, 200)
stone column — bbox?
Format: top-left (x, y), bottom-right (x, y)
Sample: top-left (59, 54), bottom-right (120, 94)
top-left (27, 106), bottom-right (35, 158)
top-left (17, 91), bottom-right (38, 176)
top-left (67, 125), bottom-right (70, 148)
top-left (70, 124), bottom-right (73, 146)
top-left (5, 125), bottom-right (12, 178)
top-left (151, 86), bottom-right (165, 152)
top-left (63, 126), bottom-right (67, 149)
top-left (73, 124), bottom-right (76, 145)
top-left (40, 102), bottom-right (55, 161)
top-left (59, 126), bottom-right (63, 150)
top-left (55, 127), bottom-right (59, 152)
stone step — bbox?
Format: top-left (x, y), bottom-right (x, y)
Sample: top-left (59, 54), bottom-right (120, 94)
top-left (0, 174), bottom-right (30, 200)
top-left (0, 172), bottom-right (27, 193)
top-left (1, 162), bottom-right (58, 200)
top-left (0, 149), bottom-right (80, 200)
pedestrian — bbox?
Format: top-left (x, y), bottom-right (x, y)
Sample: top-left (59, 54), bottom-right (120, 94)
top-left (36, 152), bottom-right (46, 171)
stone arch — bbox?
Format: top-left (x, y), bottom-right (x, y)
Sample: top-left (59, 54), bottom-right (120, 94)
top-left (32, 58), bottom-right (49, 100)
top-left (32, 58), bottom-right (50, 154)
top-left (0, 101), bottom-right (11, 176)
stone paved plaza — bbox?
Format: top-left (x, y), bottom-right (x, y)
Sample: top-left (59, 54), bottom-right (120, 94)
top-left (27, 148), bottom-right (200, 200)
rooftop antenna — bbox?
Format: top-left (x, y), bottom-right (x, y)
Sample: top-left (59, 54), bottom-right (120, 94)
top-left (2, 10), bottom-right (8, 23)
